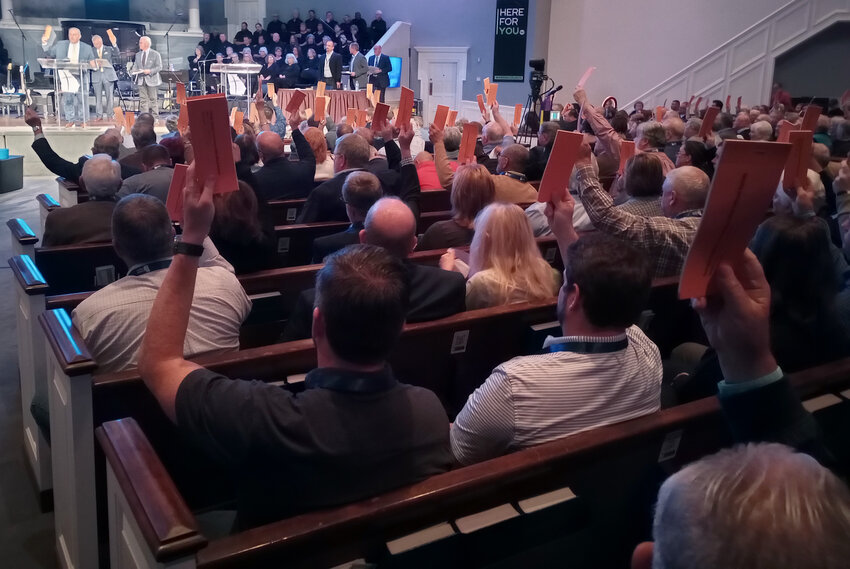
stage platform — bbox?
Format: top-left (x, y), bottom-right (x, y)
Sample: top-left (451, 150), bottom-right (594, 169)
top-left (0, 117), bottom-right (169, 177)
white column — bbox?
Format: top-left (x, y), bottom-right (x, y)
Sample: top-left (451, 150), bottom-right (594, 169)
top-left (188, 0), bottom-right (201, 33)
top-left (1, 0), bottom-right (13, 23)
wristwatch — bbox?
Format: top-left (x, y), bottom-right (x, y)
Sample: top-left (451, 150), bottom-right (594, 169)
top-left (173, 241), bottom-right (204, 257)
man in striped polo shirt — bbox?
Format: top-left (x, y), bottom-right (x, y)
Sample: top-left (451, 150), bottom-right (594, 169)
top-left (451, 189), bottom-right (663, 465)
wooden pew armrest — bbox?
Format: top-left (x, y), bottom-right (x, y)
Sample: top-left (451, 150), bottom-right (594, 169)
top-left (45, 291), bottom-right (94, 312)
top-left (56, 176), bottom-right (81, 191)
top-left (6, 218), bottom-right (38, 245)
top-left (36, 193), bottom-right (61, 212)
top-left (97, 418), bottom-right (207, 562)
top-left (8, 254), bottom-right (48, 294)
top-left (37, 308), bottom-right (97, 376)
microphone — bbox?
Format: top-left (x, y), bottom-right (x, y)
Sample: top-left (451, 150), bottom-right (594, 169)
top-left (134, 30), bottom-right (141, 37)
top-left (542, 84), bottom-right (562, 97)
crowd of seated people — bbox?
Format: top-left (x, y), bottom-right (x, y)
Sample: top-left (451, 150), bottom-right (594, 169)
top-left (19, 72), bottom-right (850, 565)
top-left (191, 8), bottom-right (391, 88)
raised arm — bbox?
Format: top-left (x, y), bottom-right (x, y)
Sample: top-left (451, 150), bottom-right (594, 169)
top-left (137, 164), bottom-right (213, 422)
top-left (396, 120), bottom-right (421, 220)
top-left (574, 88), bottom-right (621, 162)
top-left (430, 124), bottom-right (455, 189)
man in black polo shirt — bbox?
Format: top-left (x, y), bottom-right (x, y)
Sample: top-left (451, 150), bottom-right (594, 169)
top-left (138, 167), bottom-right (453, 528)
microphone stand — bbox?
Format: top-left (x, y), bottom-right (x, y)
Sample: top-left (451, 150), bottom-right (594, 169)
top-left (8, 10), bottom-right (26, 77)
top-left (164, 11), bottom-right (184, 73)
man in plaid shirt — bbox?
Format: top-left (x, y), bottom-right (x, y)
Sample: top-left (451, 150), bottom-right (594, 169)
top-left (573, 140), bottom-right (709, 278)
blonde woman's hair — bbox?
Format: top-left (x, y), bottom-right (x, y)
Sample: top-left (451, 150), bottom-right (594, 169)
top-left (451, 163), bottom-right (495, 227)
top-left (468, 202), bottom-right (557, 304)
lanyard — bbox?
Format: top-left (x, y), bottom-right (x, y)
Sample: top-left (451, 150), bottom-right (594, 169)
top-left (128, 258), bottom-right (172, 276)
top-left (499, 171), bottom-right (527, 183)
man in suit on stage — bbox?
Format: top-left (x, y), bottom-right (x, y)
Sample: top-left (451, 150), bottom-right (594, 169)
top-left (319, 39), bottom-right (342, 90)
top-left (133, 36), bottom-right (163, 116)
top-left (368, 44), bottom-right (392, 102)
top-left (91, 33), bottom-right (119, 121)
top-left (41, 26), bottom-right (95, 126)
top-left (348, 42), bottom-right (368, 90)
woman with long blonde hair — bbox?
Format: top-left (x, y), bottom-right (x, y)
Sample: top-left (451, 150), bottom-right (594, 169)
top-left (304, 126), bottom-right (334, 181)
top-left (441, 202), bottom-right (561, 309)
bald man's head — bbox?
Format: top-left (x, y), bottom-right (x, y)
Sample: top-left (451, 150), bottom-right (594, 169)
top-left (360, 197), bottom-right (417, 258)
top-left (354, 126), bottom-right (374, 145)
top-left (498, 143), bottom-right (529, 174)
top-left (662, 166), bottom-right (709, 217)
top-left (256, 131), bottom-right (286, 162)
top-left (482, 121), bottom-right (505, 145)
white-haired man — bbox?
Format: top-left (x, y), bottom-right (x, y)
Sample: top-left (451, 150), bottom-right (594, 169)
top-left (42, 26), bottom-right (94, 126)
top-left (133, 36), bottom-right (163, 116)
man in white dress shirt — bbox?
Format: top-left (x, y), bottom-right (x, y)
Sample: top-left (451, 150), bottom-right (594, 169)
top-left (41, 26), bottom-right (95, 126)
top-left (72, 194), bottom-right (251, 372)
top-left (451, 192), bottom-right (662, 465)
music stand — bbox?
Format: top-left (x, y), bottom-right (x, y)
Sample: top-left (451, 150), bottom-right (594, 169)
top-left (37, 58), bottom-right (90, 125)
top-left (160, 70), bottom-right (188, 110)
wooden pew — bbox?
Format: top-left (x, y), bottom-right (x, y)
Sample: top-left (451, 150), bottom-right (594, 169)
top-left (6, 217), bottom-right (38, 257)
top-left (57, 177), bottom-right (87, 207)
top-left (39, 299), bottom-right (561, 569)
top-left (37, 193), bottom-right (61, 233)
top-left (95, 357), bottom-right (850, 568)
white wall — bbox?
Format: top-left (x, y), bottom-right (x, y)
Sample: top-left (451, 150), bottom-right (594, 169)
top-left (546, 0), bottom-right (789, 107)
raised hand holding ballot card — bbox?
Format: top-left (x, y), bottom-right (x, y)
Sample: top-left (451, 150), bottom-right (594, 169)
top-left (165, 163), bottom-right (189, 222)
top-left (372, 103), bottom-right (390, 131)
top-left (457, 123), bottom-right (479, 165)
top-left (285, 89), bottom-right (306, 113)
top-left (186, 94), bottom-right (238, 194)
top-left (678, 140), bottom-right (792, 299)
top-left (698, 106), bottom-right (719, 139)
top-left (538, 130), bottom-right (584, 203)
top-left (395, 86), bottom-right (414, 128)
top-left (433, 105), bottom-right (450, 131)
top-left (618, 140), bottom-right (635, 175)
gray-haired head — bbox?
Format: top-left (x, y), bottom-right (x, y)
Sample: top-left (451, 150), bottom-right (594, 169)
top-left (80, 154), bottom-right (122, 199)
top-left (651, 443), bottom-right (850, 569)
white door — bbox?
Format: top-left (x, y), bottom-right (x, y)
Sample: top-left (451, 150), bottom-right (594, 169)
top-left (424, 61), bottom-right (458, 123)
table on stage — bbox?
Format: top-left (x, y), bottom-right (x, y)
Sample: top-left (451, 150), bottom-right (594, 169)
top-left (275, 89), bottom-right (370, 123)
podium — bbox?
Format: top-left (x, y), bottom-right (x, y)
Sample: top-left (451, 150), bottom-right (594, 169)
top-left (210, 63), bottom-right (261, 105)
top-left (37, 58), bottom-right (92, 125)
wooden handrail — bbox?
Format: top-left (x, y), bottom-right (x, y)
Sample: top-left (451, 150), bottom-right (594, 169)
top-left (6, 218), bottom-right (38, 245)
top-left (8, 254), bottom-right (48, 294)
top-left (96, 418), bottom-right (208, 562)
top-left (38, 308), bottom-right (96, 376)
top-left (36, 193), bottom-right (61, 212)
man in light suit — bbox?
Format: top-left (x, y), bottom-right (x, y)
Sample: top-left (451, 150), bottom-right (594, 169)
top-left (91, 34), bottom-right (119, 121)
top-left (41, 26), bottom-right (95, 126)
top-left (368, 44), bottom-right (392, 102)
top-left (348, 42), bottom-right (368, 90)
top-left (133, 36), bottom-right (162, 116)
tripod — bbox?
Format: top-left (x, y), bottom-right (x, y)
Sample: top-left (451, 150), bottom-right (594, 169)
top-left (517, 72), bottom-right (552, 146)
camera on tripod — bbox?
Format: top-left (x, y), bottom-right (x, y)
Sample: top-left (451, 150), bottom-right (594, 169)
top-left (529, 58), bottom-right (547, 100)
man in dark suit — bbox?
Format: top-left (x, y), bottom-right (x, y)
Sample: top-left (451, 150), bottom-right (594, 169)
top-left (526, 120), bottom-right (558, 181)
top-left (284, 196), bottom-right (466, 341)
top-left (312, 171), bottom-right (382, 263)
top-left (25, 108), bottom-right (140, 182)
top-left (119, 123), bottom-right (158, 173)
top-left (368, 44), bottom-right (392, 102)
top-left (319, 40), bottom-right (342, 89)
top-left (254, 127), bottom-right (316, 201)
top-left (370, 10), bottom-right (388, 42)
top-left (42, 155), bottom-right (122, 246)
top-left (297, 126), bottom-right (420, 223)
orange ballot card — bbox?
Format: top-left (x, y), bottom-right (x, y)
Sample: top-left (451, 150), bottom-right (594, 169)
top-left (694, 97), bottom-right (703, 113)
top-left (655, 106), bottom-right (665, 122)
top-left (230, 106), bottom-right (239, 127)
top-left (618, 140), bottom-right (635, 175)
top-left (801, 104), bottom-right (822, 133)
top-left (476, 94), bottom-right (486, 114)
top-left (248, 102), bottom-right (259, 126)
top-left (233, 110), bottom-right (244, 134)
top-left (725, 95), bottom-right (731, 111)
top-left (176, 82), bottom-right (187, 105)
top-left (678, 140), bottom-right (792, 299)
top-left (783, 130), bottom-right (813, 191)
top-left (346, 107), bottom-right (357, 126)
top-left (537, 130), bottom-right (584, 203)
top-left (372, 103), bottom-right (390, 130)
top-left (577, 66), bottom-right (596, 89)
top-left (483, 77), bottom-right (490, 97)
top-left (165, 163), bottom-right (189, 222)
top-left (446, 109), bottom-right (458, 126)
top-left (486, 83), bottom-right (498, 107)
top-left (395, 86), bottom-right (414, 127)
top-left (698, 106), bottom-right (720, 138)
top-left (177, 103), bottom-right (189, 134)
top-left (267, 83), bottom-right (276, 104)
top-left (314, 95), bottom-right (328, 122)
top-left (776, 119), bottom-right (797, 143)
top-left (186, 94), bottom-right (238, 194)
top-left (366, 83), bottom-right (374, 100)
top-left (126, 112), bottom-right (135, 130)
top-left (106, 29), bottom-right (116, 43)
top-left (285, 89), bottom-right (306, 113)
top-left (736, 96), bottom-right (742, 111)
top-left (315, 81), bottom-right (326, 99)
top-left (433, 104), bottom-right (450, 130)
top-left (457, 123), bottom-right (480, 165)
top-left (687, 95), bottom-right (695, 107)
top-left (513, 103), bottom-right (522, 127)
top-left (113, 106), bottom-right (124, 128)
top-left (356, 109), bottom-right (368, 128)
top-left (372, 90), bottom-right (381, 106)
